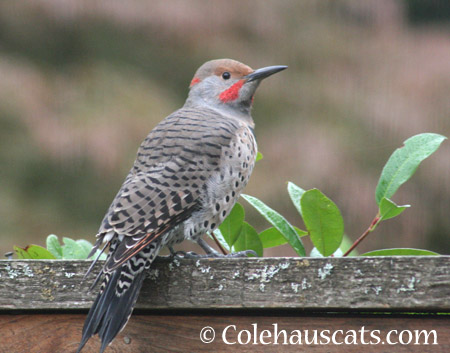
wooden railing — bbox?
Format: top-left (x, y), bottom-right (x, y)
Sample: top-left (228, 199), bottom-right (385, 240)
top-left (1, 256), bottom-right (449, 352)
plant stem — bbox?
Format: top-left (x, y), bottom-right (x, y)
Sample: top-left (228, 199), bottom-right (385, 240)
top-left (210, 232), bottom-right (228, 255)
top-left (343, 215), bottom-right (380, 256)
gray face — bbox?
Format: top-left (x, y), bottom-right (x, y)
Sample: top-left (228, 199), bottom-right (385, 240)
top-left (185, 59), bottom-right (287, 119)
top-left (188, 74), bottom-right (258, 112)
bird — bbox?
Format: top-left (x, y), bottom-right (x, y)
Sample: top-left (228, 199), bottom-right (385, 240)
top-left (77, 58), bottom-right (287, 352)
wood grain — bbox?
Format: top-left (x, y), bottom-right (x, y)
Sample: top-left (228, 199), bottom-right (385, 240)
top-left (0, 312), bottom-right (448, 352)
top-left (0, 257), bottom-right (449, 311)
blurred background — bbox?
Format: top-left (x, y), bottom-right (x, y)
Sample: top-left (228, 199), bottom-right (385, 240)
top-left (1, 0), bottom-right (449, 257)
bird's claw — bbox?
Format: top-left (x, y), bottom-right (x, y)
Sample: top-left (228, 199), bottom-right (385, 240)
top-left (170, 250), bottom-right (206, 259)
top-left (224, 250), bottom-right (258, 258)
top-left (170, 249), bottom-right (257, 259)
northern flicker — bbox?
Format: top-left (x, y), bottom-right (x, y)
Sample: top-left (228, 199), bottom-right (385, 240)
top-left (77, 59), bottom-right (287, 352)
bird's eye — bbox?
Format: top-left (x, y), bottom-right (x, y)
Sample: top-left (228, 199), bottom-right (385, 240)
top-left (222, 71), bottom-right (231, 80)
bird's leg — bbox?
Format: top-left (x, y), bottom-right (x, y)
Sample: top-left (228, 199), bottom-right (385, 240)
top-left (168, 246), bottom-right (177, 257)
top-left (167, 238), bottom-right (223, 258)
top-left (167, 246), bottom-right (193, 259)
top-left (168, 245), bottom-right (204, 259)
top-left (168, 238), bottom-right (257, 259)
top-left (196, 238), bottom-right (257, 258)
top-left (197, 237), bottom-right (222, 256)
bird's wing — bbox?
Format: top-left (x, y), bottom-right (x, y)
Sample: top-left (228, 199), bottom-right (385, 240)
top-left (96, 108), bottom-right (240, 272)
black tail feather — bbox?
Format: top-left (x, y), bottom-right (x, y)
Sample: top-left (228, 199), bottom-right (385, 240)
top-left (77, 266), bottom-right (146, 353)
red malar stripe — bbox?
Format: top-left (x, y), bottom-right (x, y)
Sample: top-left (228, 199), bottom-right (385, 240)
top-left (219, 80), bottom-right (244, 102)
top-left (190, 77), bottom-right (201, 87)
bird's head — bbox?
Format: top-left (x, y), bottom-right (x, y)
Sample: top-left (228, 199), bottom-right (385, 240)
top-left (186, 59), bottom-right (287, 118)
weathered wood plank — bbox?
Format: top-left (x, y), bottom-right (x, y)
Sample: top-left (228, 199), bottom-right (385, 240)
top-left (0, 313), bottom-right (447, 352)
top-left (0, 257), bottom-right (449, 311)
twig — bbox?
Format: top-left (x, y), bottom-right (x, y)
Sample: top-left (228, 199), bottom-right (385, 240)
top-left (343, 215), bottom-right (380, 257)
top-left (210, 232), bottom-right (228, 255)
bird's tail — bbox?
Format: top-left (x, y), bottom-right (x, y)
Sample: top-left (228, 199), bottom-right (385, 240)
top-left (77, 241), bottom-right (161, 353)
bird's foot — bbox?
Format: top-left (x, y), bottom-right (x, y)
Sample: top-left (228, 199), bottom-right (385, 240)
top-left (170, 250), bottom-right (204, 259)
top-left (224, 250), bottom-right (258, 258)
top-left (171, 250), bottom-right (257, 259)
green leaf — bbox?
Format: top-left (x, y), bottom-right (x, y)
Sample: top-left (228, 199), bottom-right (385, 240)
top-left (233, 222), bottom-right (263, 257)
top-left (93, 249), bottom-right (108, 260)
top-left (259, 226), bottom-right (307, 249)
top-left (287, 182), bottom-right (306, 217)
top-left (46, 234), bottom-right (63, 259)
top-left (76, 239), bottom-right (107, 260)
top-left (259, 228), bottom-right (287, 248)
top-left (379, 197), bottom-right (410, 221)
top-left (218, 203), bottom-right (245, 247)
top-left (375, 133), bottom-right (447, 205)
top-left (301, 189), bottom-right (344, 257)
top-left (14, 245), bottom-right (32, 259)
top-left (241, 194), bottom-right (306, 256)
top-left (26, 245), bottom-right (57, 259)
top-left (76, 239), bottom-right (94, 255)
top-left (362, 248), bottom-right (439, 256)
top-left (62, 237), bottom-right (90, 259)
top-left (339, 234), bottom-right (358, 256)
top-left (256, 151), bottom-right (263, 162)
top-left (211, 229), bottom-right (231, 253)
top-left (294, 226), bottom-right (308, 238)
top-left (14, 245), bottom-right (56, 259)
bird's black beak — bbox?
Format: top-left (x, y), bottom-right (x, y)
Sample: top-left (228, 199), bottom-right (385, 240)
top-left (245, 65), bottom-right (288, 83)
